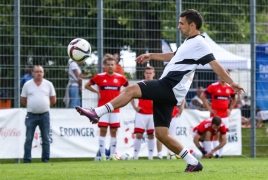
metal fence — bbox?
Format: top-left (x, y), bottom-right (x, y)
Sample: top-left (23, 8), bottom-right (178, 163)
top-left (1, 0), bottom-right (268, 157)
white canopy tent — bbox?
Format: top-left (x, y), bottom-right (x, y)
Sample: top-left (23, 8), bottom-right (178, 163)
top-left (170, 32), bottom-right (250, 70)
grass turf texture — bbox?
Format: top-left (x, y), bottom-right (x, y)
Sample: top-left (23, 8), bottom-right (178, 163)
top-left (1, 158), bottom-right (268, 180)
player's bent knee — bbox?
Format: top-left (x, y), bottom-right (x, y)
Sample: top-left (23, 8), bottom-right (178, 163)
top-left (124, 84), bottom-right (142, 98)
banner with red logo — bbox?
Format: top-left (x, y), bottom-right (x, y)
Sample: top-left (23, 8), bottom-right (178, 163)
top-left (0, 108), bottom-right (241, 158)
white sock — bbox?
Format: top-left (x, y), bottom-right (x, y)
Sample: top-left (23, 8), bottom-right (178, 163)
top-left (157, 152), bottom-right (162, 159)
top-left (212, 141), bottom-right (220, 155)
top-left (99, 136), bottom-right (106, 157)
top-left (203, 141), bottom-right (212, 154)
top-left (109, 137), bottom-right (117, 158)
top-left (134, 138), bottom-right (142, 159)
top-left (95, 103), bottom-right (114, 117)
top-left (191, 151), bottom-right (203, 159)
top-left (166, 149), bottom-right (170, 155)
top-left (179, 148), bottom-right (198, 165)
top-left (148, 139), bottom-right (155, 160)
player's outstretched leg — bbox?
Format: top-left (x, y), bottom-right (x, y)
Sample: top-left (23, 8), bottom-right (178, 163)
top-left (75, 84), bottom-right (142, 123)
top-left (75, 106), bottom-right (100, 123)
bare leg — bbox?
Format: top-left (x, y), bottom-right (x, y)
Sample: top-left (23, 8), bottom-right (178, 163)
top-left (110, 84), bottom-right (142, 109)
top-left (155, 127), bottom-right (184, 154)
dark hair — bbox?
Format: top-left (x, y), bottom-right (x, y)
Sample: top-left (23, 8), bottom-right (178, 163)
top-left (211, 116), bottom-right (222, 126)
top-left (180, 9), bottom-right (203, 30)
top-left (103, 53), bottom-right (115, 64)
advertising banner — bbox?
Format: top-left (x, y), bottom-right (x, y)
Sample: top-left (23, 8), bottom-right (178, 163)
top-left (0, 108), bottom-right (241, 158)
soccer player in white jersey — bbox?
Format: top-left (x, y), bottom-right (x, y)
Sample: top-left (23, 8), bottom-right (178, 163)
top-left (131, 66), bottom-right (155, 160)
top-left (76, 9), bottom-right (244, 172)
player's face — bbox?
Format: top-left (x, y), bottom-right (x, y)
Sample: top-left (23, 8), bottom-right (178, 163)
top-left (178, 17), bottom-right (191, 37)
top-left (211, 124), bottom-right (220, 131)
top-left (144, 69), bottom-right (155, 80)
top-left (105, 60), bottom-right (116, 74)
top-left (33, 66), bottom-right (44, 80)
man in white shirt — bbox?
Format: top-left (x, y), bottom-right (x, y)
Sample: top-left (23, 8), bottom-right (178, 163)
top-left (21, 65), bottom-right (56, 163)
top-left (189, 86), bottom-right (208, 111)
top-left (76, 9), bottom-right (244, 172)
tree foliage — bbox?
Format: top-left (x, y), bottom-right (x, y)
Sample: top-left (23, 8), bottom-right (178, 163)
top-left (0, 0), bottom-right (268, 107)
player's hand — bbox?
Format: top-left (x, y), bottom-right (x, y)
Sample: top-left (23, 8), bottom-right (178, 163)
top-left (134, 106), bottom-right (141, 112)
top-left (135, 53), bottom-right (151, 64)
top-left (204, 153), bottom-right (213, 158)
top-left (208, 107), bottom-right (217, 115)
top-left (227, 109), bottom-right (231, 116)
top-left (230, 82), bottom-right (245, 94)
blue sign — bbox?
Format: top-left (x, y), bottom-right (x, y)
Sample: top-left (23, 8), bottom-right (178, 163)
top-left (256, 43), bottom-right (268, 110)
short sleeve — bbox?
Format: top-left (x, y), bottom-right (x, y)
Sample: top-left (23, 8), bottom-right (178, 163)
top-left (205, 84), bottom-right (213, 95)
top-left (49, 82), bottom-right (56, 96)
top-left (195, 39), bottom-right (215, 66)
top-left (21, 83), bottom-right (27, 97)
top-left (91, 75), bottom-right (99, 85)
top-left (121, 76), bottom-right (129, 87)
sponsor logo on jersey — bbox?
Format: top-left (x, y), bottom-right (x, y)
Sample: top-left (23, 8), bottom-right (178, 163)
top-left (214, 95), bottom-right (229, 100)
top-left (100, 86), bottom-right (120, 90)
top-left (103, 79), bottom-right (107, 83)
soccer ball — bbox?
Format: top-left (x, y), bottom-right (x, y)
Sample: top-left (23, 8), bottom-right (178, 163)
top-left (166, 152), bottom-right (180, 160)
top-left (67, 38), bottom-right (91, 62)
top-left (120, 153), bottom-right (133, 160)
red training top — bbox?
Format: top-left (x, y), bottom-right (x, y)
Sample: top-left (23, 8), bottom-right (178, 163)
top-left (90, 72), bottom-right (128, 113)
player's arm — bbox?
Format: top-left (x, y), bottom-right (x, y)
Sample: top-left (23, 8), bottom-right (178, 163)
top-left (193, 133), bottom-right (207, 155)
top-left (209, 134), bottom-right (227, 156)
top-left (191, 99), bottom-right (204, 108)
top-left (84, 81), bottom-right (99, 95)
top-left (209, 60), bottom-right (244, 93)
top-left (135, 53), bottom-right (174, 64)
top-left (131, 99), bottom-right (140, 112)
top-left (200, 92), bottom-right (215, 115)
top-left (21, 97), bottom-right (27, 107)
top-left (228, 95), bottom-right (237, 115)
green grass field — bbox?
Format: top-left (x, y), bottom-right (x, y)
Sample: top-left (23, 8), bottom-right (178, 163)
top-left (1, 128), bottom-right (268, 179)
top-left (1, 158), bottom-right (268, 180)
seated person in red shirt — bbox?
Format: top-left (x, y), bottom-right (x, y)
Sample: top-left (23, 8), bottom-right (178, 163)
top-left (191, 116), bottom-right (227, 159)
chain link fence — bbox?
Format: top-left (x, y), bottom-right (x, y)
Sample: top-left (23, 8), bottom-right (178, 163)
top-left (0, 0), bottom-right (268, 157)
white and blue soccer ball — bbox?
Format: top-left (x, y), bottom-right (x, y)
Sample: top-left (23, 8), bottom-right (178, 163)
top-left (120, 153), bottom-right (133, 160)
top-left (67, 38), bottom-right (91, 62)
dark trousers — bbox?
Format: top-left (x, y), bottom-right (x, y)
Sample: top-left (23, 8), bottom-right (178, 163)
top-left (23, 112), bottom-right (50, 163)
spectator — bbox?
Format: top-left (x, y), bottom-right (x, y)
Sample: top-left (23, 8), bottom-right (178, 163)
top-left (189, 86), bottom-right (209, 111)
top-left (21, 65), bottom-right (56, 163)
top-left (241, 95), bottom-right (250, 106)
top-left (20, 65), bottom-right (34, 87)
top-left (63, 59), bottom-right (91, 108)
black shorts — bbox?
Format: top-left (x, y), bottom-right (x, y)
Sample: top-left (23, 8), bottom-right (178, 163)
top-left (137, 80), bottom-right (177, 128)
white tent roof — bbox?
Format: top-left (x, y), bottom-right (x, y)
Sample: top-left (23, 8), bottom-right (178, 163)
top-left (197, 32), bottom-right (250, 69)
